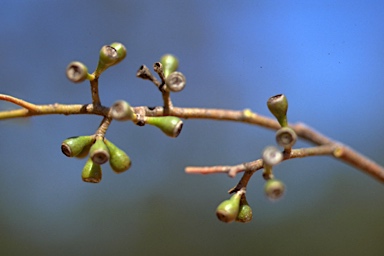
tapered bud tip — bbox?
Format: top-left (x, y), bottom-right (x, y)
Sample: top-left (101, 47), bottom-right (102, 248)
top-left (160, 54), bottom-right (179, 77)
top-left (105, 140), bottom-right (132, 173)
top-left (236, 204), bottom-right (253, 223)
top-left (267, 94), bottom-right (288, 127)
top-left (61, 136), bottom-right (94, 157)
top-left (276, 127), bottom-right (297, 149)
top-left (82, 158), bottom-right (102, 183)
top-left (165, 72), bottom-right (186, 92)
top-left (90, 139), bottom-right (110, 165)
top-left (264, 179), bottom-right (285, 201)
top-left (111, 100), bottom-right (134, 121)
top-left (66, 61), bottom-right (89, 83)
top-left (146, 116), bottom-right (183, 138)
top-left (215, 193), bottom-right (241, 223)
top-left (262, 146), bottom-right (283, 166)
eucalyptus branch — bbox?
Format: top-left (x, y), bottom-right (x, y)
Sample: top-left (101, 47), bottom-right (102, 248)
top-left (0, 42), bottom-right (382, 224)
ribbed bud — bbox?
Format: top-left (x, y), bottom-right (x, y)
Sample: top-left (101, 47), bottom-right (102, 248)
top-left (264, 179), bottom-right (285, 201)
top-left (95, 43), bottom-right (126, 76)
top-left (165, 72), bottom-right (186, 92)
top-left (82, 158), bottom-right (102, 183)
top-left (267, 94), bottom-right (288, 127)
top-left (262, 146), bottom-right (283, 166)
top-left (145, 116), bottom-right (183, 138)
top-left (66, 61), bottom-right (89, 83)
top-left (276, 127), bottom-right (297, 149)
top-left (216, 192), bottom-right (242, 223)
top-left (110, 100), bottom-right (134, 121)
top-left (105, 139), bottom-right (131, 173)
top-left (61, 136), bottom-right (94, 157)
top-left (89, 139), bottom-right (110, 165)
top-left (160, 54), bottom-right (179, 77)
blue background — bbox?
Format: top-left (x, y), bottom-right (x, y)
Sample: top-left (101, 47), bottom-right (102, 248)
top-left (1, 1), bottom-right (383, 255)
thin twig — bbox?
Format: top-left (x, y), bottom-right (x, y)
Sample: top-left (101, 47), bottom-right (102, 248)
top-left (0, 94), bottom-right (39, 111)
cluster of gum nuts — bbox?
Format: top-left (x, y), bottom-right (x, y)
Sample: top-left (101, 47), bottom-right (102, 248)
top-left (62, 43), bottom-right (185, 183)
top-left (216, 94), bottom-right (297, 223)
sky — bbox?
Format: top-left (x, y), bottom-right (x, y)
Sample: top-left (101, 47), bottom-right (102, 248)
top-left (0, 1), bottom-right (383, 255)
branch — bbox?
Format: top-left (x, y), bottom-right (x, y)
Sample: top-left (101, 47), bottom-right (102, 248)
top-left (1, 96), bottom-right (384, 183)
top-left (0, 94), bottom-right (109, 119)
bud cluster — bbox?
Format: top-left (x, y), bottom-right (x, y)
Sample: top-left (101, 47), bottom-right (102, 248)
top-left (63, 43), bottom-right (186, 183)
top-left (61, 136), bottom-right (131, 183)
top-left (63, 43), bottom-right (301, 224)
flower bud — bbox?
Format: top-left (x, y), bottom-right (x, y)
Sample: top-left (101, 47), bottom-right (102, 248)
top-left (66, 61), bottom-right (89, 83)
top-left (267, 94), bottom-right (288, 127)
top-left (236, 202), bottom-right (253, 223)
top-left (61, 136), bottom-right (94, 157)
top-left (75, 143), bottom-right (92, 159)
top-left (145, 116), bottom-right (183, 138)
top-left (264, 179), bottom-right (285, 201)
top-left (109, 42), bottom-right (127, 64)
top-left (82, 158), bottom-right (102, 183)
top-left (110, 100), bottom-right (134, 121)
top-left (262, 146), bottom-right (283, 167)
top-left (276, 127), bottom-right (297, 149)
top-left (216, 192), bottom-right (242, 223)
top-left (160, 54), bottom-right (179, 77)
top-left (95, 42), bottom-right (127, 76)
top-left (89, 138), bottom-right (110, 165)
top-left (165, 72), bottom-right (186, 92)
top-left (105, 139), bottom-right (131, 173)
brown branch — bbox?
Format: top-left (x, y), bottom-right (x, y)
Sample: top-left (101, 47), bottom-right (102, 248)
top-left (1, 95), bottom-right (384, 183)
top-left (0, 96), bottom-right (110, 119)
top-left (186, 145), bottom-right (337, 178)
top-left (0, 94), bottom-right (39, 111)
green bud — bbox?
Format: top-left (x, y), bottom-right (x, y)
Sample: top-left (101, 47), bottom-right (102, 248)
top-left (61, 136), bottom-right (94, 157)
top-left (267, 94), bottom-right (288, 127)
top-left (75, 143), bottom-right (92, 159)
top-left (216, 192), bottom-right (242, 223)
top-left (95, 42), bottom-right (127, 76)
top-left (110, 100), bottom-right (134, 121)
top-left (105, 139), bottom-right (131, 173)
top-left (89, 138), bottom-right (110, 165)
top-left (82, 158), bottom-right (102, 183)
top-left (165, 71), bottom-right (186, 92)
top-left (160, 54), bottom-right (179, 77)
top-left (66, 61), bottom-right (90, 83)
top-left (276, 127), bottom-right (297, 149)
top-left (236, 199), bottom-right (253, 223)
top-left (109, 42), bottom-right (127, 64)
top-left (145, 116), bottom-right (183, 138)
top-left (264, 179), bottom-right (285, 201)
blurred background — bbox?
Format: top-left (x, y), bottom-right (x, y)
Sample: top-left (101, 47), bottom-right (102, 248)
top-left (1, 1), bottom-right (383, 255)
